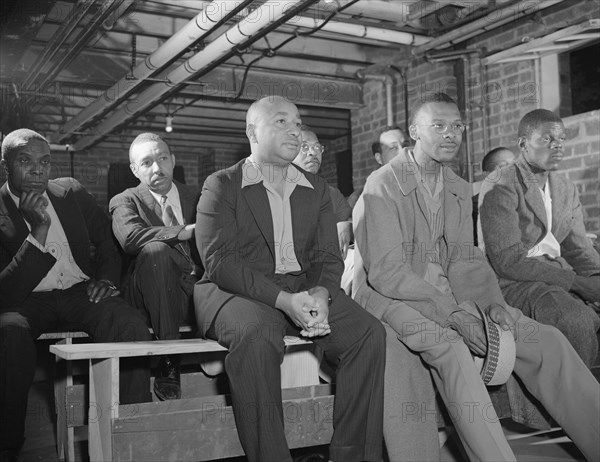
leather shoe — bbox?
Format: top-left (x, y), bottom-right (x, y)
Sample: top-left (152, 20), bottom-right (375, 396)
top-left (154, 355), bottom-right (181, 400)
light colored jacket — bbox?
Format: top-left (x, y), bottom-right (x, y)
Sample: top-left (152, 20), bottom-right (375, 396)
top-left (353, 148), bottom-right (506, 327)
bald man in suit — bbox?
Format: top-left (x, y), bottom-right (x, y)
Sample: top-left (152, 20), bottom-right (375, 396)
top-left (194, 96), bottom-right (385, 462)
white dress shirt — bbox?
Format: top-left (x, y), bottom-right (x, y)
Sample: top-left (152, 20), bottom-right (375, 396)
top-left (527, 180), bottom-right (561, 258)
top-left (241, 158), bottom-right (314, 274)
top-left (8, 186), bottom-right (88, 291)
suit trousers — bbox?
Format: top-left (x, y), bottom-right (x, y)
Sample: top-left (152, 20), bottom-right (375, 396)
top-left (382, 302), bottom-right (600, 462)
top-left (129, 241), bottom-right (196, 340)
top-left (0, 282), bottom-right (152, 451)
top-left (501, 280), bottom-right (600, 367)
top-left (196, 287), bottom-right (385, 462)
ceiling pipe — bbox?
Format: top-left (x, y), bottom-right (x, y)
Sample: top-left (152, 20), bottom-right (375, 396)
top-left (412, 0), bottom-right (564, 55)
top-left (52, 0), bottom-right (255, 143)
top-left (73, 0), bottom-right (317, 150)
top-left (356, 70), bottom-right (394, 127)
top-left (22, 0), bottom-right (98, 90)
top-left (36, 0), bottom-right (125, 90)
top-left (425, 50), bottom-right (478, 184)
top-left (290, 16), bottom-right (430, 45)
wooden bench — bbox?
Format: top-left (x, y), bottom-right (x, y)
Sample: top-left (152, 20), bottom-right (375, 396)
top-left (38, 326), bottom-right (194, 461)
top-left (50, 336), bottom-right (330, 462)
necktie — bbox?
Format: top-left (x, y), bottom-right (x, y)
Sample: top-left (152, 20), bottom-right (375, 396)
top-left (161, 195), bottom-right (179, 226)
top-left (159, 195), bottom-right (193, 272)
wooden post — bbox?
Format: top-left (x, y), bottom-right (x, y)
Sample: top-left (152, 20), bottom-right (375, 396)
top-left (88, 357), bottom-right (119, 462)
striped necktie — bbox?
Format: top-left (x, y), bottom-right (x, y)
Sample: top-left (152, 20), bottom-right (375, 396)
top-left (160, 195), bottom-right (179, 226)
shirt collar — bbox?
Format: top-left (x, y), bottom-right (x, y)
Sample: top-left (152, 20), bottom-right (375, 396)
top-left (241, 157), bottom-right (313, 190)
top-left (149, 182), bottom-right (179, 205)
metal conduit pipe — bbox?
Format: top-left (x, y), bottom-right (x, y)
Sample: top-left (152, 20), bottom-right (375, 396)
top-left (356, 71), bottom-right (394, 127)
top-left (412, 0), bottom-right (564, 55)
top-left (73, 0), bottom-right (314, 150)
top-left (53, 0), bottom-right (255, 143)
top-left (290, 17), bottom-right (430, 46)
top-left (37, 0), bottom-right (124, 90)
top-left (389, 65), bottom-right (409, 136)
top-left (22, 0), bottom-right (98, 90)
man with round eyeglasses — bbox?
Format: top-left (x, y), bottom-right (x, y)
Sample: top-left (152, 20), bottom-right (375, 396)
top-left (293, 127), bottom-right (353, 259)
top-left (353, 93), bottom-right (599, 461)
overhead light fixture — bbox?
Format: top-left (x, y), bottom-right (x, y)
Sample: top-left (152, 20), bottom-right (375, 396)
top-left (165, 114), bottom-right (173, 133)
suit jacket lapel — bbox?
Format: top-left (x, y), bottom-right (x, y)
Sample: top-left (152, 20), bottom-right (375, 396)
top-left (290, 185), bottom-right (315, 252)
top-left (517, 160), bottom-right (548, 232)
top-left (137, 184), bottom-right (164, 226)
top-left (443, 168), bottom-right (462, 246)
top-left (0, 183), bottom-right (29, 246)
top-left (548, 173), bottom-right (565, 235)
top-left (46, 182), bottom-right (91, 271)
top-left (242, 182), bottom-right (275, 260)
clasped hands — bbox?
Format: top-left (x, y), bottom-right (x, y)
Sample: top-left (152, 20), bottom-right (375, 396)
top-left (447, 301), bottom-right (516, 357)
top-left (277, 286), bottom-right (331, 338)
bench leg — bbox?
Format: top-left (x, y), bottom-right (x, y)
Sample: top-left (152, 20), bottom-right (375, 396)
top-left (88, 357), bottom-right (119, 462)
top-left (54, 338), bottom-right (76, 462)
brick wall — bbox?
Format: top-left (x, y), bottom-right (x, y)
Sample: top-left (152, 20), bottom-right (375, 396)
top-left (0, 140), bottom-right (217, 211)
top-left (350, 0), bottom-right (600, 233)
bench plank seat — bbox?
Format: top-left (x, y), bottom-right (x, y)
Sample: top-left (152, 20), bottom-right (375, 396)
top-left (50, 336), bottom-right (312, 360)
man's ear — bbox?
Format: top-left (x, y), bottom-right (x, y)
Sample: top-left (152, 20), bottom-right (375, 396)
top-left (246, 124), bottom-right (257, 143)
top-left (517, 136), bottom-right (527, 152)
top-left (129, 162), bottom-right (138, 178)
top-left (171, 154), bottom-right (176, 167)
top-left (374, 153), bottom-right (383, 166)
top-left (409, 125), bottom-right (418, 141)
top-left (0, 159), bottom-right (7, 175)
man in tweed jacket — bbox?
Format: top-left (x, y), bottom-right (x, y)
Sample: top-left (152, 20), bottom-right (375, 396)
top-left (479, 109), bottom-right (600, 367)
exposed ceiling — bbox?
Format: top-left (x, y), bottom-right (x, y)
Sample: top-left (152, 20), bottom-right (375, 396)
top-left (0, 0), bottom-right (575, 155)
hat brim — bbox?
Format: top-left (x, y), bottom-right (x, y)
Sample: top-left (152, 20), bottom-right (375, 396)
top-left (473, 305), bottom-right (516, 386)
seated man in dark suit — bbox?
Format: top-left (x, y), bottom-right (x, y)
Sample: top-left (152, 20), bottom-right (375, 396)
top-left (109, 133), bottom-right (202, 401)
top-left (194, 95), bottom-right (385, 462)
top-left (0, 129), bottom-right (151, 462)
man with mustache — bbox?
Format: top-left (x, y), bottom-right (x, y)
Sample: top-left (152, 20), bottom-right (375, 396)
top-left (479, 109), bottom-right (600, 367)
top-left (195, 95), bottom-right (385, 462)
top-left (109, 133), bottom-right (202, 401)
top-left (0, 129), bottom-right (151, 462)
top-left (353, 94), bottom-right (599, 461)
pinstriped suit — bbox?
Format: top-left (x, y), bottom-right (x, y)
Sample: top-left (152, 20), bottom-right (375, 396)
top-left (194, 159), bottom-right (385, 462)
top-left (109, 180), bottom-right (202, 340)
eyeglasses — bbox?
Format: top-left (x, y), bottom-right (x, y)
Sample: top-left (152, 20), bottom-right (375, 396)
top-left (300, 141), bottom-right (325, 155)
top-left (418, 122), bottom-right (466, 134)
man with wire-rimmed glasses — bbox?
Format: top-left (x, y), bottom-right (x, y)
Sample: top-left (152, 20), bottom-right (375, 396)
top-left (353, 93), bottom-right (599, 462)
top-left (293, 126), bottom-right (353, 259)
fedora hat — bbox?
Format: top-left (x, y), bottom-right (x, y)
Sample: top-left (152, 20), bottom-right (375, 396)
top-left (473, 304), bottom-right (516, 386)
